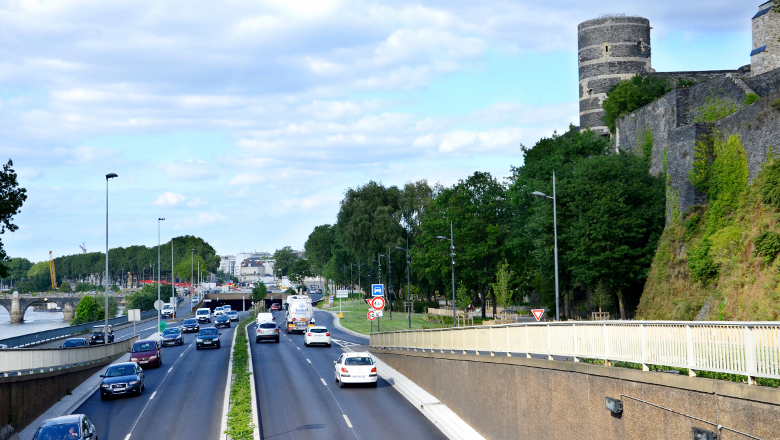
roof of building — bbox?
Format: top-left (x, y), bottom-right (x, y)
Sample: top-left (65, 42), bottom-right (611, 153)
top-left (751, 45), bottom-right (768, 56)
top-left (753, 7), bottom-right (772, 19)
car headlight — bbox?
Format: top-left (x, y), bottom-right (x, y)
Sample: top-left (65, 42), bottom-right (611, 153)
top-left (129, 380), bottom-right (138, 385)
top-left (102, 384), bottom-right (110, 388)
top-left (150, 355), bottom-right (157, 359)
top-left (197, 338), bottom-right (203, 342)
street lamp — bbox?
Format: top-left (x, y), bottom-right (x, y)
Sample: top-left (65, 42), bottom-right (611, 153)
top-left (397, 237), bottom-right (411, 329)
top-left (436, 220), bottom-right (456, 327)
top-left (191, 248), bottom-right (196, 313)
top-left (387, 247), bottom-right (393, 319)
top-left (157, 218), bottom-right (165, 334)
top-left (531, 170), bottom-right (560, 322)
top-left (104, 172), bottom-right (118, 344)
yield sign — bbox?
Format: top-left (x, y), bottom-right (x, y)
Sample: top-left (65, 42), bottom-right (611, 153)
top-left (370, 297), bottom-right (385, 310)
top-left (531, 309), bottom-right (545, 321)
top-left (367, 310), bottom-right (377, 321)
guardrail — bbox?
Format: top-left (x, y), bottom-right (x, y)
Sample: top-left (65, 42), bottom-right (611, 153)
top-left (370, 321), bottom-right (780, 384)
top-left (0, 336), bottom-right (139, 375)
top-left (0, 309), bottom-right (157, 348)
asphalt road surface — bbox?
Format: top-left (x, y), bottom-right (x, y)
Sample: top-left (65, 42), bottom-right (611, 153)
top-left (72, 308), bottom-right (237, 440)
top-left (250, 309), bottom-right (447, 440)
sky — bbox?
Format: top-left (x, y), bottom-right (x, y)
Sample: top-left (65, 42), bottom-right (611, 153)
top-left (0, 0), bottom-right (757, 263)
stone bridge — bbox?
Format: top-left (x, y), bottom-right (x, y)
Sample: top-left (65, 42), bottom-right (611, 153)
top-left (0, 292), bottom-right (126, 323)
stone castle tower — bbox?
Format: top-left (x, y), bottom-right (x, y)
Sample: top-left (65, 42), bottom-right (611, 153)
top-left (751, 1), bottom-right (780, 76)
top-left (577, 14), bottom-right (652, 134)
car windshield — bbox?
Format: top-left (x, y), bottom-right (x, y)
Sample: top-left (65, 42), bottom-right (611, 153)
top-left (183, 319), bottom-right (196, 325)
top-left (217, 315), bottom-right (228, 320)
top-left (106, 365), bottom-right (135, 377)
top-left (259, 323), bottom-right (276, 329)
top-left (35, 423), bottom-right (80, 440)
top-left (62, 340), bottom-right (84, 347)
top-left (345, 357), bottom-right (373, 366)
top-left (196, 310), bottom-right (208, 315)
top-left (132, 342), bottom-right (156, 353)
top-left (163, 328), bottom-right (180, 335)
top-left (228, 311), bottom-right (237, 315)
top-left (92, 326), bottom-right (106, 334)
top-left (311, 328), bottom-right (328, 333)
top-left (199, 329), bottom-right (218, 336)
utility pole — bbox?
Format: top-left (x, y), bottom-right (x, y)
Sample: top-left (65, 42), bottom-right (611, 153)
top-left (158, 218), bottom-right (165, 334)
top-left (387, 246), bottom-right (392, 319)
top-left (104, 173), bottom-right (118, 344)
top-left (191, 249), bottom-right (196, 313)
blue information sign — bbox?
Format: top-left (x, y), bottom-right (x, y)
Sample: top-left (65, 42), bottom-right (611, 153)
top-left (371, 284), bottom-right (384, 297)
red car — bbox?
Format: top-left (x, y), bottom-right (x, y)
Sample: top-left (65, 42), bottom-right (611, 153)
top-left (130, 339), bottom-right (162, 368)
top-left (270, 303), bottom-right (281, 311)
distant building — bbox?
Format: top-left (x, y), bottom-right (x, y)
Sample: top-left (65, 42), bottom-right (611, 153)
top-left (219, 255), bottom-right (236, 276)
top-left (239, 259), bottom-right (270, 283)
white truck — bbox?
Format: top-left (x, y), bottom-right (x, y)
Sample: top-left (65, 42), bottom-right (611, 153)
top-left (285, 295), bottom-right (314, 333)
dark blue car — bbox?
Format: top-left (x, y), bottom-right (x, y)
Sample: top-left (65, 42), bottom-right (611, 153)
top-left (214, 314), bottom-right (231, 329)
top-left (100, 362), bottom-right (145, 400)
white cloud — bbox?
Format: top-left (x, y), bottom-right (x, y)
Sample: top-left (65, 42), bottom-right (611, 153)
top-left (152, 192), bottom-right (186, 206)
top-left (197, 212), bottom-right (226, 224)
top-left (159, 159), bottom-right (219, 181)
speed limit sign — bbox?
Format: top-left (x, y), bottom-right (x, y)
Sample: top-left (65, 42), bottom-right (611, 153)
top-left (370, 297), bottom-right (385, 310)
top-left (367, 310), bottom-right (377, 321)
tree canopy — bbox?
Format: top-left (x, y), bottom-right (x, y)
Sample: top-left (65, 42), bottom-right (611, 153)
top-left (0, 160), bottom-right (27, 278)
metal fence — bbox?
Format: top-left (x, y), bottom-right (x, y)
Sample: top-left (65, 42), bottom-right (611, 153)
top-left (0, 335), bottom-right (139, 375)
top-left (370, 321), bottom-right (780, 384)
top-left (0, 309), bottom-right (157, 348)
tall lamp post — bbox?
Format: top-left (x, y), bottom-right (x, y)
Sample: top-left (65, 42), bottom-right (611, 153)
top-left (436, 221), bottom-right (456, 327)
top-left (171, 238), bottom-right (175, 301)
top-left (396, 236), bottom-right (411, 328)
top-left (531, 171), bottom-right (560, 322)
top-left (104, 173), bottom-right (118, 344)
top-left (191, 248), bottom-right (196, 313)
top-left (387, 246), bottom-right (392, 319)
top-left (157, 218), bottom-right (165, 334)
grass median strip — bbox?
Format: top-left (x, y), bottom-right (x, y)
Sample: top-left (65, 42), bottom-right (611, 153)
top-left (225, 313), bottom-right (256, 440)
top-left (319, 299), bottom-right (451, 335)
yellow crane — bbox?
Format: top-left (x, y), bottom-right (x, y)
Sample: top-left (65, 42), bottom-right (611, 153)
top-left (49, 251), bottom-right (58, 290)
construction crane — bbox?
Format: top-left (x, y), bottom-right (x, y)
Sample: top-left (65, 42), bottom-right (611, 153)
top-left (79, 243), bottom-right (86, 253)
top-left (49, 251), bottom-right (58, 290)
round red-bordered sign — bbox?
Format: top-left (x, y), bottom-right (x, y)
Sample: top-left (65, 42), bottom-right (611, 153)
top-left (370, 297), bottom-right (385, 310)
top-left (367, 310), bottom-right (377, 321)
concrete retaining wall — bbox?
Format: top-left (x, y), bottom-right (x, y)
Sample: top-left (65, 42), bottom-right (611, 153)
top-left (0, 358), bottom-right (114, 431)
top-left (372, 348), bottom-right (780, 440)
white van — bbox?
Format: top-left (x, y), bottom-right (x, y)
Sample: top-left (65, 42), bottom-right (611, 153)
top-left (196, 308), bottom-right (212, 323)
top-left (256, 312), bottom-right (275, 325)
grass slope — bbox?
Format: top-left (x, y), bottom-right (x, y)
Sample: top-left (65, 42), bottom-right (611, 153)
top-left (319, 299), bottom-right (451, 334)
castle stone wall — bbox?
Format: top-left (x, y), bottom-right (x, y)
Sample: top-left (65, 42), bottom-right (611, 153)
top-left (744, 65), bottom-right (780, 96)
top-left (615, 90), bottom-right (677, 177)
top-left (678, 76), bottom-right (747, 125)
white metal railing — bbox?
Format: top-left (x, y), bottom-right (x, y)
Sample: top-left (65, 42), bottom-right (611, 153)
top-left (370, 321), bottom-right (780, 384)
top-left (0, 336), bottom-right (139, 375)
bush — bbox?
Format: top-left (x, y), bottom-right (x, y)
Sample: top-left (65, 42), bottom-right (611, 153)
top-left (745, 93), bottom-right (760, 106)
top-left (759, 160), bottom-right (780, 207)
top-left (754, 231), bottom-right (780, 264)
top-left (602, 75), bottom-right (671, 133)
top-left (691, 96), bottom-right (741, 123)
top-left (688, 237), bottom-right (718, 283)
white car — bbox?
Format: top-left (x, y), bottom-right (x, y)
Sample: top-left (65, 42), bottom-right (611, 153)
top-left (304, 326), bottom-right (331, 347)
top-left (195, 308), bottom-right (211, 323)
top-left (334, 352), bottom-right (377, 388)
top-left (214, 306), bottom-right (225, 316)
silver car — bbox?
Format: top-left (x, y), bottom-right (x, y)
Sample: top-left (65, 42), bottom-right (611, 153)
top-left (33, 414), bottom-right (98, 440)
top-left (255, 322), bottom-right (280, 343)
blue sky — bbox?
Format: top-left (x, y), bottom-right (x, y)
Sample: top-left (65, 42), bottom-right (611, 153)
top-left (0, 0), bottom-right (758, 262)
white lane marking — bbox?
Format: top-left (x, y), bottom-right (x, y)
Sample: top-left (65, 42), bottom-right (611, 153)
top-left (331, 338), bottom-right (360, 348)
top-left (124, 434), bottom-right (131, 440)
top-left (321, 378), bottom-right (327, 386)
top-left (343, 414), bottom-right (353, 428)
top-left (168, 367), bottom-right (173, 373)
top-left (149, 391), bottom-right (157, 400)
top-left (306, 359), bottom-right (311, 364)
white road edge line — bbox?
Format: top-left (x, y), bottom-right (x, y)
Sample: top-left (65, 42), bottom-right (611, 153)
top-left (219, 319), bottom-right (240, 440)
top-left (124, 434), bottom-right (131, 440)
top-left (246, 321), bottom-right (261, 440)
top-left (149, 391), bottom-right (157, 400)
top-left (343, 414), bottom-right (353, 428)
top-left (321, 378), bottom-right (327, 386)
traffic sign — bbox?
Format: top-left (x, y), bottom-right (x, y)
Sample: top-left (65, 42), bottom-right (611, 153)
top-left (128, 309), bottom-right (141, 322)
top-left (375, 310), bottom-right (383, 317)
top-left (371, 284), bottom-right (384, 297)
top-left (367, 310), bottom-right (377, 321)
top-left (370, 297), bottom-right (385, 310)
top-left (336, 290), bottom-right (349, 298)
top-left (154, 300), bottom-right (165, 310)
top-left (328, 296), bottom-right (334, 303)
top-left (532, 309), bottom-right (545, 321)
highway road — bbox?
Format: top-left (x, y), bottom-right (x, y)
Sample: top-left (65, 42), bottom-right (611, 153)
top-left (71, 306), bottom-right (238, 440)
top-left (250, 309), bottom-right (447, 440)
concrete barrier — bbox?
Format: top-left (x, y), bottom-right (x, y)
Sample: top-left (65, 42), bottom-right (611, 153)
top-left (372, 348), bottom-right (780, 440)
top-left (0, 337), bottom-right (138, 375)
top-left (0, 356), bottom-right (118, 432)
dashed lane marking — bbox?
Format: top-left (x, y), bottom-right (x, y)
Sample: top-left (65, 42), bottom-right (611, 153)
top-left (321, 378), bottom-right (327, 386)
top-left (149, 391), bottom-right (157, 400)
top-left (306, 359), bottom-right (311, 364)
top-left (343, 414), bottom-right (353, 428)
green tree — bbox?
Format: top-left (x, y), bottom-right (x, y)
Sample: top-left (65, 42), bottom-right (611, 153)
top-left (59, 281), bottom-right (72, 292)
top-left (73, 295), bottom-right (100, 324)
top-left (273, 246), bottom-right (298, 278)
top-left (305, 225), bottom-right (334, 276)
top-left (602, 75), bottom-right (671, 133)
top-left (288, 259), bottom-right (313, 293)
top-left (95, 295), bottom-right (119, 320)
top-left (562, 152), bottom-right (665, 319)
top-left (126, 283), bottom-right (172, 311)
top-left (0, 160), bottom-right (27, 278)
top-left (252, 283), bottom-right (268, 302)
top-left (491, 260), bottom-right (514, 313)
top-left (4, 257), bottom-right (32, 281)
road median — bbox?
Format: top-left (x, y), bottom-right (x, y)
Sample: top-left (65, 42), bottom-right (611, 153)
top-left (222, 312), bottom-right (257, 440)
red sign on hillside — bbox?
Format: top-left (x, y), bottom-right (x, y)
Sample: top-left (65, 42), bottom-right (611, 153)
top-left (532, 309), bottom-right (545, 321)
